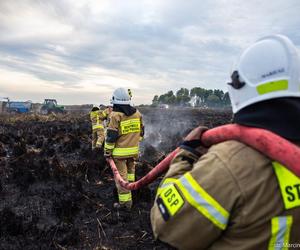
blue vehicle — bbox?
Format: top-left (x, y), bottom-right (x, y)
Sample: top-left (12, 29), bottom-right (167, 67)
top-left (7, 101), bottom-right (32, 113)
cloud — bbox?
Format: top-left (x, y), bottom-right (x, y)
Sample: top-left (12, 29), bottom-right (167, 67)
top-left (0, 0), bottom-right (299, 104)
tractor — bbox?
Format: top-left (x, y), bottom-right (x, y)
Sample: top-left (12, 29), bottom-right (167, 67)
top-left (40, 99), bottom-right (65, 115)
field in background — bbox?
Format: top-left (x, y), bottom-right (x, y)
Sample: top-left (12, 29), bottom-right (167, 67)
top-left (0, 108), bottom-right (231, 249)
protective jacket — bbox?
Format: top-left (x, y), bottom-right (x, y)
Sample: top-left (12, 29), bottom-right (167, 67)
top-left (90, 108), bottom-right (110, 130)
top-left (90, 108), bottom-right (110, 149)
top-left (104, 106), bottom-right (144, 158)
top-left (151, 140), bottom-right (300, 249)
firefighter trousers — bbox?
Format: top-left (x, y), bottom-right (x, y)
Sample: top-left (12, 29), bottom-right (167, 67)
top-left (114, 158), bottom-right (135, 208)
top-left (92, 128), bottom-right (105, 149)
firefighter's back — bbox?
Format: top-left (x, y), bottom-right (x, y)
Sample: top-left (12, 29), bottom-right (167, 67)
top-left (107, 108), bottom-right (142, 158)
top-left (151, 140), bottom-right (300, 249)
top-left (208, 140), bottom-right (300, 249)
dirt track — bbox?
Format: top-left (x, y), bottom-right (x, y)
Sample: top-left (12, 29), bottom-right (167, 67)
top-left (0, 108), bottom-right (232, 249)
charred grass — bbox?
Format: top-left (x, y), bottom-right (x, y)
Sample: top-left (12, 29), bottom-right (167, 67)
top-left (0, 108), bottom-right (231, 249)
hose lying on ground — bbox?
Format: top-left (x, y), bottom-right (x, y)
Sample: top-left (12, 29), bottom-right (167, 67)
top-left (107, 124), bottom-right (300, 190)
top-left (107, 148), bottom-right (180, 190)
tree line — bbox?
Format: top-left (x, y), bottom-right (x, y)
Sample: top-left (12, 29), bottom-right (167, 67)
top-left (152, 87), bottom-right (231, 108)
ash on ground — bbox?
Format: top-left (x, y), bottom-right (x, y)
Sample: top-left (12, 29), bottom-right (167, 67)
top-left (0, 108), bottom-right (231, 249)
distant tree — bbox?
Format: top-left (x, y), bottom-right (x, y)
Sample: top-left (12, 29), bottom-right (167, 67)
top-left (167, 91), bottom-right (175, 97)
top-left (190, 87), bottom-right (206, 104)
top-left (152, 87), bottom-right (230, 108)
top-left (152, 95), bottom-right (159, 106)
top-left (190, 87), bottom-right (201, 97)
top-left (204, 89), bottom-right (213, 103)
top-left (176, 88), bottom-right (190, 105)
top-left (157, 91), bottom-right (176, 105)
top-left (207, 94), bottom-right (221, 107)
top-left (213, 89), bottom-right (224, 101)
top-left (176, 88), bottom-right (189, 97)
top-left (168, 94), bottom-right (176, 104)
top-left (158, 94), bottom-right (166, 103)
top-left (223, 92), bottom-right (231, 106)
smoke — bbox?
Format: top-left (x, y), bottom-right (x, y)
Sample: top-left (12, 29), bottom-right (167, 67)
top-left (139, 107), bottom-right (232, 162)
top-left (189, 96), bottom-right (200, 108)
top-left (139, 107), bottom-right (201, 162)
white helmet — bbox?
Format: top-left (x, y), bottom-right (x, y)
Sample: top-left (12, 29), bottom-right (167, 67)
top-left (110, 87), bottom-right (131, 105)
top-left (91, 104), bottom-right (99, 111)
top-left (228, 34), bottom-right (300, 113)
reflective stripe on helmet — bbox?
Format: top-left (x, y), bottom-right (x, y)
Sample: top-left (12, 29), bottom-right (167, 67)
top-left (257, 80), bottom-right (288, 95)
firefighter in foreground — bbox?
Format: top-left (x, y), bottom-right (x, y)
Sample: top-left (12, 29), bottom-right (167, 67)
top-left (89, 105), bottom-right (111, 150)
top-left (104, 88), bottom-right (144, 210)
top-left (151, 34), bottom-right (300, 249)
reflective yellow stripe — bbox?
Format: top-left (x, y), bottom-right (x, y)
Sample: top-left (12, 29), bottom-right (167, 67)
top-left (120, 118), bottom-right (140, 125)
top-left (158, 174), bottom-right (229, 230)
top-left (268, 216), bottom-right (293, 250)
top-left (90, 111), bottom-right (99, 119)
top-left (104, 142), bottom-right (115, 150)
top-left (272, 162), bottom-right (300, 209)
top-left (112, 147), bottom-right (139, 156)
top-left (257, 80), bottom-right (288, 95)
top-left (90, 110), bottom-right (101, 126)
top-left (127, 173), bottom-right (135, 182)
top-left (120, 118), bottom-right (141, 135)
top-left (102, 111), bottom-right (107, 118)
top-left (93, 124), bottom-right (104, 130)
top-left (179, 173), bottom-right (229, 230)
top-left (118, 192), bottom-right (132, 202)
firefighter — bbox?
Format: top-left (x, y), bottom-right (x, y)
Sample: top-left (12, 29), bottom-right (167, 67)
top-left (89, 105), bottom-right (111, 150)
top-left (104, 88), bottom-right (144, 210)
top-left (151, 34), bottom-right (300, 249)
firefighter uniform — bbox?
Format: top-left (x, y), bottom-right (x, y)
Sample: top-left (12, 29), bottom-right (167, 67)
top-left (151, 140), bottom-right (300, 249)
top-left (90, 107), bottom-right (110, 149)
top-left (104, 109), bottom-right (144, 208)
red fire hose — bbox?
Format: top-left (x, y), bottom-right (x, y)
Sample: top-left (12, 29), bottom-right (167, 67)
top-left (107, 148), bottom-right (180, 190)
top-left (107, 124), bottom-right (300, 190)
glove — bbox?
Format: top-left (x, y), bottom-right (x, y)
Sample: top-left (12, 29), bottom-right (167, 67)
top-left (183, 126), bottom-right (208, 141)
top-left (180, 126), bottom-right (209, 157)
top-left (104, 150), bottom-right (112, 158)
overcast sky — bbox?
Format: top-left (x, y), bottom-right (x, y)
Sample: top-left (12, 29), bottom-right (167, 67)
top-left (0, 0), bottom-right (299, 105)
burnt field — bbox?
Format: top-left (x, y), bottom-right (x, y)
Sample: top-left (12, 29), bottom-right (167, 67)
top-left (0, 108), bottom-right (232, 250)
